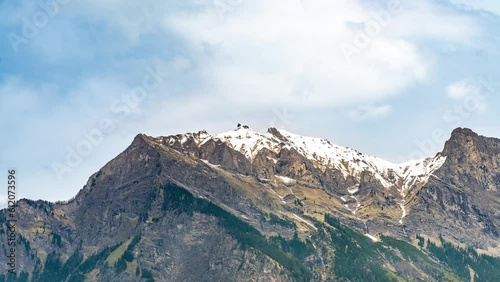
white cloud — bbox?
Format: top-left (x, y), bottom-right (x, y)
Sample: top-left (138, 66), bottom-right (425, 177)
top-left (5, 0), bottom-right (481, 110)
top-left (159, 0), bottom-right (480, 110)
top-left (13, 0), bottom-right (474, 117)
top-left (347, 104), bottom-right (392, 122)
top-left (447, 79), bottom-right (480, 100)
top-left (446, 78), bottom-right (487, 112)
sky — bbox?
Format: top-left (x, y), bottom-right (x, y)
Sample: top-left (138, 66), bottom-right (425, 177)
top-left (0, 0), bottom-right (499, 208)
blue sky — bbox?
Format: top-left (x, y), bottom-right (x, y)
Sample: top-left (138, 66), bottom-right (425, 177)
top-left (1, 0), bottom-right (499, 207)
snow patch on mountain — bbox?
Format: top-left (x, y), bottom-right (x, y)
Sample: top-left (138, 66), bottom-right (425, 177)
top-left (365, 234), bottom-right (380, 242)
top-left (201, 159), bottom-right (220, 169)
top-left (213, 127), bottom-right (282, 159)
top-left (276, 175), bottom-right (296, 184)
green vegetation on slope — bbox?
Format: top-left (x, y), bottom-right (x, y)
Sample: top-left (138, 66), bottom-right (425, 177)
top-left (323, 214), bottom-right (399, 282)
top-left (263, 212), bottom-right (297, 229)
top-left (269, 232), bottom-right (314, 261)
top-left (323, 214), bottom-right (461, 282)
top-left (0, 272), bottom-right (29, 282)
top-left (419, 234), bottom-right (500, 282)
top-left (114, 235), bottom-right (141, 273)
top-left (31, 243), bottom-right (120, 282)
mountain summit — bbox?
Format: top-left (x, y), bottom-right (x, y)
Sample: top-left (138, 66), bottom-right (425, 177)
top-left (1, 127), bottom-right (499, 281)
top-left (162, 126), bottom-right (448, 224)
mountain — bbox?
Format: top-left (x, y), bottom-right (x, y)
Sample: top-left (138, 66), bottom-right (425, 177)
top-left (1, 126), bottom-right (499, 281)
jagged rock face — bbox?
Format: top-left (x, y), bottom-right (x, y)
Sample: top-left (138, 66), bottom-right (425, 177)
top-left (440, 128), bottom-right (500, 192)
top-left (71, 134), bottom-right (162, 246)
top-left (405, 128), bottom-right (500, 250)
top-left (274, 148), bottom-right (321, 185)
top-left (252, 148), bottom-right (279, 181)
top-left (199, 139), bottom-right (253, 175)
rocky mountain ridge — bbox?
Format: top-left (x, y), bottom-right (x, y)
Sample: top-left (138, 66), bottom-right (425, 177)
top-left (1, 126), bottom-right (499, 281)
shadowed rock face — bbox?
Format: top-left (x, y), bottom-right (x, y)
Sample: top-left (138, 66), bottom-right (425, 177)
top-left (1, 127), bottom-right (500, 281)
top-left (199, 139), bottom-right (253, 175)
top-left (440, 128), bottom-right (500, 193)
top-left (405, 128), bottom-right (500, 248)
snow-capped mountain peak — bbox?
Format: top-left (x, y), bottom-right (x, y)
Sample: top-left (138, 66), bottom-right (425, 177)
top-left (159, 126), bottom-right (446, 196)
